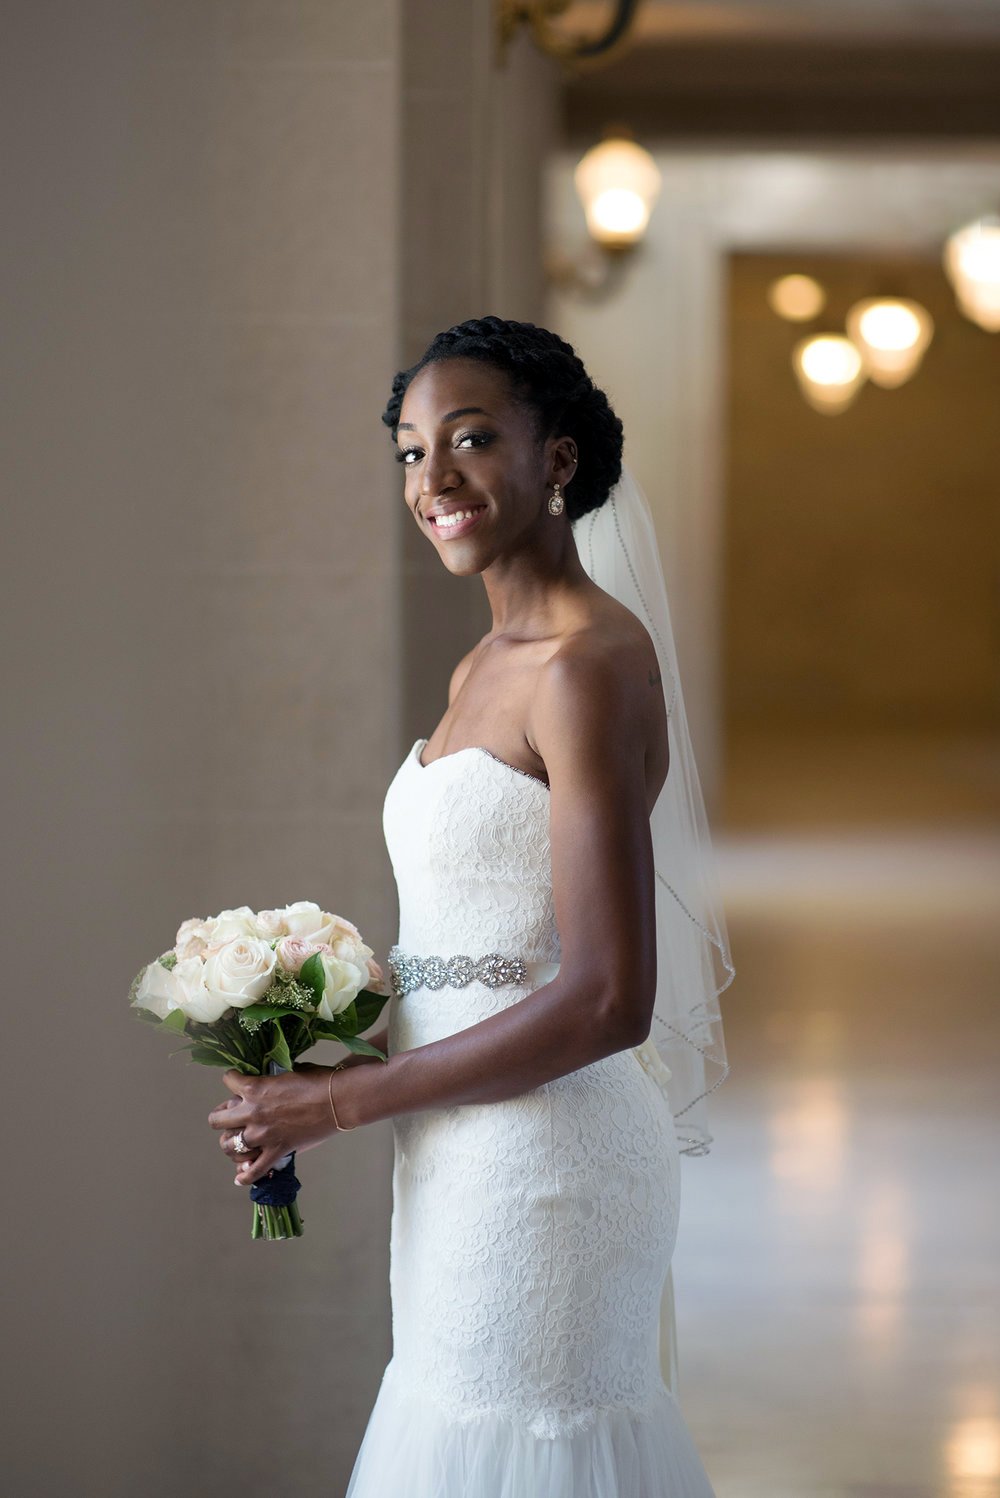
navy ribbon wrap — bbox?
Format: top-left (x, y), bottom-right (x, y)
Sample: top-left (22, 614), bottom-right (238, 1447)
top-left (249, 1151), bottom-right (301, 1208)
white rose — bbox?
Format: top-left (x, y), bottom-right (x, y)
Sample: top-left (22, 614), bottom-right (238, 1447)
top-left (133, 959), bottom-right (179, 1020)
top-left (320, 917), bottom-right (375, 983)
top-left (327, 922), bottom-right (374, 971)
top-left (174, 917), bottom-right (212, 962)
top-left (316, 953), bottom-right (365, 1020)
top-left (203, 906), bottom-right (258, 953)
top-left (282, 901), bottom-right (341, 946)
top-left (275, 935), bottom-right (324, 976)
top-left (255, 908), bottom-right (288, 941)
top-left (172, 955), bottom-right (233, 1024)
top-left (202, 936), bottom-right (277, 1012)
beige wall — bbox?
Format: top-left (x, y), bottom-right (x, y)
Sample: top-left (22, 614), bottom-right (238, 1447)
top-left (1, 4), bottom-right (556, 1494)
top-left (398, 7), bottom-right (559, 745)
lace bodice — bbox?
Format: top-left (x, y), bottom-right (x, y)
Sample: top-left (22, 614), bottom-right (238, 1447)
top-left (382, 738), bottom-right (561, 966)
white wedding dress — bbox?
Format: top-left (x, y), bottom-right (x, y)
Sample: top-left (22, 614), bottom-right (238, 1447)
top-left (343, 737), bottom-right (717, 1497)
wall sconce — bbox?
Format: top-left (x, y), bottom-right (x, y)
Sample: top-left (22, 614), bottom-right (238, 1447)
top-left (792, 334), bottom-right (866, 415)
top-left (496, 0), bottom-right (642, 68)
top-left (547, 128), bottom-right (661, 298)
top-left (845, 297), bottom-right (934, 388)
top-left (944, 215), bottom-right (1000, 332)
top-left (574, 133), bottom-right (661, 246)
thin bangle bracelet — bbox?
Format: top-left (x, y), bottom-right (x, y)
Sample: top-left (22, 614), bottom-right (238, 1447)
top-left (328, 1061), bottom-right (357, 1131)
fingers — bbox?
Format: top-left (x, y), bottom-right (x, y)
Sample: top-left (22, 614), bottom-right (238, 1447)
top-left (235, 1145), bottom-right (284, 1187)
top-left (208, 1071), bottom-right (256, 1129)
top-left (207, 1072), bottom-right (288, 1187)
top-left (218, 1127), bottom-right (262, 1160)
top-left (208, 1097), bottom-right (251, 1130)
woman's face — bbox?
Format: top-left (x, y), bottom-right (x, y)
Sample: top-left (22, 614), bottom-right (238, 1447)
top-left (394, 357), bottom-right (572, 576)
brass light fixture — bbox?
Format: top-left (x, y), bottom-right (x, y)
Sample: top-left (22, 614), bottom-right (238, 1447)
top-left (845, 297), bottom-right (934, 388)
top-left (546, 126), bottom-right (660, 299)
top-left (496, 0), bottom-right (643, 69)
top-left (944, 215), bottom-right (1000, 332)
top-left (767, 274), bottom-right (827, 323)
top-left (574, 132), bottom-right (661, 247)
top-left (792, 333), bottom-right (866, 415)
top-left (770, 273), bottom-right (935, 412)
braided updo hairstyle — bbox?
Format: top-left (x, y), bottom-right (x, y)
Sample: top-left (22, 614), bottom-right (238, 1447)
top-left (381, 315), bottom-right (624, 522)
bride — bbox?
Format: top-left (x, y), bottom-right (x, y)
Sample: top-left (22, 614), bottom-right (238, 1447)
top-left (208, 315), bottom-right (734, 1496)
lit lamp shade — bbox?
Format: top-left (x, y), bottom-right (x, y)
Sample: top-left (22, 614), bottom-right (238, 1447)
top-left (944, 216), bottom-right (1000, 332)
top-left (845, 297), bottom-right (934, 388)
top-left (767, 274), bottom-right (826, 322)
top-left (573, 137), bottom-right (661, 248)
top-left (792, 334), bottom-right (866, 415)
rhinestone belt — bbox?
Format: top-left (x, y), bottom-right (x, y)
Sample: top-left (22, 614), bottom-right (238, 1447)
top-left (388, 943), bottom-right (550, 998)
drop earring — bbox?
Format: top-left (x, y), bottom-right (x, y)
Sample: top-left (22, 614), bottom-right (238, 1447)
top-left (547, 482), bottom-right (565, 516)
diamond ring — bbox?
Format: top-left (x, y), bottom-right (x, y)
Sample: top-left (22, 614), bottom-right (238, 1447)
top-left (232, 1129), bottom-right (251, 1154)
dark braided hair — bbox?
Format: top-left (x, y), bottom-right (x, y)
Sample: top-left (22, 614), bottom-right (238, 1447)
top-left (381, 315), bottom-right (624, 522)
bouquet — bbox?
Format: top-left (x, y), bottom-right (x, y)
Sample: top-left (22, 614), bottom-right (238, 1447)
top-left (129, 901), bottom-right (390, 1240)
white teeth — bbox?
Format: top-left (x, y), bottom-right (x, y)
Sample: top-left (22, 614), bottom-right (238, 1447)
top-left (434, 508), bottom-right (480, 529)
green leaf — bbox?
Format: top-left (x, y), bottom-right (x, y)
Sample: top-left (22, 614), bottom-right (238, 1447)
top-left (240, 1001), bottom-right (314, 1029)
top-left (304, 1019), bottom-right (340, 1043)
top-left (336, 999), bottom-right (359, 1036)
top-left (340, 1034), bottom-right (388, 1061)
top-left (187, 1045), bottom-right (235, 1067)
top-left (159, 1008), bottom-right (189, 1034)
top-left (264, 1025), bottom-right (294, 1073)
top-left (132, 1006), bottom-right (165, 1026)
top-left (353, 990), bottom-right (390, 1031)
top-left (298, 951), bottom-right (325, 1004)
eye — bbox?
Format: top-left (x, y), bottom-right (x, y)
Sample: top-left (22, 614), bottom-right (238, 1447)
top-left (393, 431), bottom-right (494, 466)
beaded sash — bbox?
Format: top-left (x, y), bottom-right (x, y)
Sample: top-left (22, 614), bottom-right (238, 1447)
top-left (387, 946), bottom-right (673, 1090)
top-left (388, 943), bottom-right (557, 999)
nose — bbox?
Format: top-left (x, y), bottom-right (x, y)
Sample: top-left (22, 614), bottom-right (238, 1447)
top-left (419, 445), bottom-right (461, 500)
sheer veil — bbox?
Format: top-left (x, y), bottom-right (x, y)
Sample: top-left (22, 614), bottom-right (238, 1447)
top-left (571, 462), bottom-right (735, 1159)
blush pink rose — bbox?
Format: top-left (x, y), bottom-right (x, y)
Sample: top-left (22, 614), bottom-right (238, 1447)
top-left (275, 935), bottom-right (327, 975)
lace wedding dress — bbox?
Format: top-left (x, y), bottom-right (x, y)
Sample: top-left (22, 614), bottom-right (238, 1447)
top-left (343, 737), bottom-right (717, 1497)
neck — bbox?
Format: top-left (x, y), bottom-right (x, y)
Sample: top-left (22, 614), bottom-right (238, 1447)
top-left (480, 521), bottom-right (593, 637)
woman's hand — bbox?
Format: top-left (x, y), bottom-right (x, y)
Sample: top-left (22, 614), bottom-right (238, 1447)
top-left (208, 1030), bottom-right (390, 1185)
top-left (208, 1064), bottom-right (338, 1186)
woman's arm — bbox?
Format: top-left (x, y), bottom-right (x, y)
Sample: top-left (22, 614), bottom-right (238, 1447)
top-left (338, 638), bottom-right (658, 1127)
top-left (213, 639), bottom-right (659, 1177)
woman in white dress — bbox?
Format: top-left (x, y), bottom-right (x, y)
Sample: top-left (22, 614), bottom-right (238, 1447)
top-left (209, 316), bottom-right (732, 1496)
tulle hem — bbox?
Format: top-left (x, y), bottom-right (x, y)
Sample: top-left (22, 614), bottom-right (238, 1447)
top-left (344, 1359), bottom-right (717, 1497)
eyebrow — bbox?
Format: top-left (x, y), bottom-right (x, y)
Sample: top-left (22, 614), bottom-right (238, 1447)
top-left (397, 406), bottom-right (494, 432)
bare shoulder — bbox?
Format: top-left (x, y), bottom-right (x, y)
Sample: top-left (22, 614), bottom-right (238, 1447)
top-left (529, 596), bottom-right (663, 785)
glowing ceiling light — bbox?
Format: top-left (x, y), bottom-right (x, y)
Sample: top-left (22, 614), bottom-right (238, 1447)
top-left (792, 334), bottom-right (865, 414)
top-left (767, 273), bottom-right (827, 322)
top-left (574, 135), bottom-right (661, 248)
top-left (945, 1416), bottom-right (1000, 1481)
top-left (944, 215), bottom-right (1000, 332)
top-left (845, 297), bottom-right (935, 388)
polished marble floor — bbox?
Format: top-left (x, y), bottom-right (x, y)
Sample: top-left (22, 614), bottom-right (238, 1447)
top-left (671, 813), bottom-right (1000, 1497)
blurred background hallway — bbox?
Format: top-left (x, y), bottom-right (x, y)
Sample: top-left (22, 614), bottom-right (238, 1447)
top-left (3, 2), bottom-right (998, 1495)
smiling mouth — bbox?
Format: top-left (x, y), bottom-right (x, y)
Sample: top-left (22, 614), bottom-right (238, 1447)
top-left (428, 504), bottom-right (488, 537)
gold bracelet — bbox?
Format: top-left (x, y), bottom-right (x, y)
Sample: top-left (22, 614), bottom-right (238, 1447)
top-left (328, 1061), bottom-right (357, 1131)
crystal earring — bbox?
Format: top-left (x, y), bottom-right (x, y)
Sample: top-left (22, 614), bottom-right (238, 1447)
top-left (547, 482), bottom-right (565, 516)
